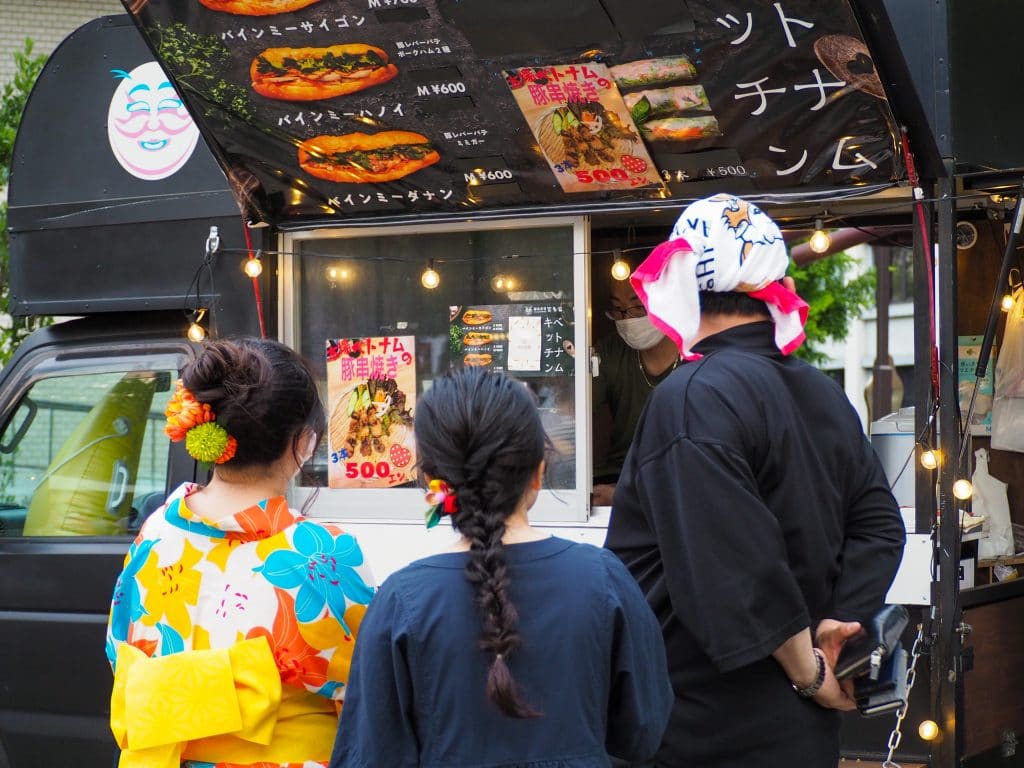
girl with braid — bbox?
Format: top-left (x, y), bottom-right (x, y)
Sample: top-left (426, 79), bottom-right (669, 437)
top-left (330, 368), bottom-right (671, 768)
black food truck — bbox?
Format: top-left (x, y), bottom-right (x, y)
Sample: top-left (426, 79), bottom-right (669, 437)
top-left (2, 1), bottom-right (1024, 766)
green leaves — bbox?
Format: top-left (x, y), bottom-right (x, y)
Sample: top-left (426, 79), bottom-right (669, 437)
top-left (630, 96), bottom-right (651, 125)
top-left (790, 249), bottom-right (876, 367)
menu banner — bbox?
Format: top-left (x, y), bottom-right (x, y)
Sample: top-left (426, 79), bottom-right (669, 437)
top-left (449, 303), bottom-right (574, 377)
top-left (122, 0), bottom-right (904, 226)
top-left (326, 335), bottom-right (416, 489)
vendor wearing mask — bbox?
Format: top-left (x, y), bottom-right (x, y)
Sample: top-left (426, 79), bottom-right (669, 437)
top-left (592, 277), bottom-right (680, 506)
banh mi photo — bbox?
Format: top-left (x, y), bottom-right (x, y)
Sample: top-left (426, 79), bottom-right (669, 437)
top-left (625, 85), bottom-right (711, 121)
top-left (609, 56), bottom-right (697, 89)
top-left (298, 131), bottom-right (440, 183)
top-left (463, 353), bottom-right (493, 367)
top-left (199, 0), bottom-right (321, 15)
top-left (641, 116), bottom-right (720, 142)
top-left (252, 45), bottom-right (398, 101)
top-left (461, 310), bottom-right (493, 326)
top-left (463, 332), bottom-right (493, 347)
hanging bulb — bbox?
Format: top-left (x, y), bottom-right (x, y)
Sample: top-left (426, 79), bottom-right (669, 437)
top-left (920, 449), bottom-right (939, 470)
top-left (421, 261), bottom-right (441, 289)
top-left (326, 265), bottom-right (351, 282)
top-left (953, 478), bottom-right (974, 500)
top-left (611, 258), bottom-right (631, 281)
top-left (808, 219), bottom-right (831, 254)
top-left (1002, 294), bottom-right (1014, 312)
top-left (504, 275), bottom-right (517, 291)
top-left (918, 720), bottom-right (940, 741)
top-left (243, 257), bottom-right (263, 278)
top-left (491, 273), bottom-right (507, 292)
top-left (187, 318), bottom-right (206, 343)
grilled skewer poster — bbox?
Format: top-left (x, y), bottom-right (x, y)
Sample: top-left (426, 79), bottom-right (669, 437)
top-left (326, 336), bottom-right (416, 489)
top-left (504, 64), bottom-right (662, 193)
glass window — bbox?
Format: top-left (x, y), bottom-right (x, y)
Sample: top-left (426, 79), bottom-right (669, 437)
top-left (0, 369), bottom-right (176, 537)
top-left (283, 219), bottom-right (590, 521)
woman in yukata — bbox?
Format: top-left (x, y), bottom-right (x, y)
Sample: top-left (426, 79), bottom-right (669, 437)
top-left (106, 338), bottom-right (376, 768)
top-left (330, 368), bottom-right (672, 768)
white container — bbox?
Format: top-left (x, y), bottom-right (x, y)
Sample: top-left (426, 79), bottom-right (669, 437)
top-left (870, 407), bottom-right (916, 509)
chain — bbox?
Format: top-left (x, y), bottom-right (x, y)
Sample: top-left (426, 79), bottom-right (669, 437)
top-left (882, 623), bottom-right (926, 768)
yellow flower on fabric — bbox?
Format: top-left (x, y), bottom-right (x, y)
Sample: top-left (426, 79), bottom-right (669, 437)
top-left (206, 538), bottom-right (242, 572)
top-left (256, 531), bottom-right (291, 562)
top-left (138, 539), bottom-right (203, 634)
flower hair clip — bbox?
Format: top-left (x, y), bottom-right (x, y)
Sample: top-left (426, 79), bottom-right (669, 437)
top-left (424, 479), bottom-right (457, 529)
top-left (164, 381), bottom-right (237, 465)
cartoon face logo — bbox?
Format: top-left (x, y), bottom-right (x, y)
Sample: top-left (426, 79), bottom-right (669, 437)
top-left (717, 195), bottom-right (783, 266)
top-left (107, 63), bottom-right (199, 180)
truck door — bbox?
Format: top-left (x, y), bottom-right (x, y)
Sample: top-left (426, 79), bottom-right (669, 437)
top-left (0, 328), bottom-right (194, 768)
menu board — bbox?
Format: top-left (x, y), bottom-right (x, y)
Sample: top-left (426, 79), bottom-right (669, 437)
top-left (326, 335), bottom-right (416, 488)
top-left (122, 0), bottom-right (904, 226)
top-left (450, 303), bottom-right (574, 377)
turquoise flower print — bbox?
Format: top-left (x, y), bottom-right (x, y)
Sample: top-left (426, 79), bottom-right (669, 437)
top-left (109, 538), bottom-right (156, 648)
top-left (164, 497), bottom-right (226, 538)
top-left (256, 522), bottom-right (373, 626)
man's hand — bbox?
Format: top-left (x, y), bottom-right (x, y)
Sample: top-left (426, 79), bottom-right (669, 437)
top-left (815, 619), bottom-right (863, 669)
top-left (812, 662), bottom-right (858, 711)
top-left (591, 484), bottom-right (616, 507)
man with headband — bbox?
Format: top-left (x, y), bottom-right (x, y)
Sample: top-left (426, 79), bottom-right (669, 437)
top-left (605, 194), bottom-right (905, 767)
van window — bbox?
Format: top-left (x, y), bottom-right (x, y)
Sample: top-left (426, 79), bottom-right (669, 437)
top-left (0, 369), bottom-right (176, 537)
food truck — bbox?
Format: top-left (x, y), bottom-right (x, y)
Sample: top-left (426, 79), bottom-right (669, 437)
top-left (1, 0), bottom-right (1023, 766)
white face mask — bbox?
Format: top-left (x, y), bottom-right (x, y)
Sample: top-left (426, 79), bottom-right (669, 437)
top-left (615, 316), bottom-right (665, 350)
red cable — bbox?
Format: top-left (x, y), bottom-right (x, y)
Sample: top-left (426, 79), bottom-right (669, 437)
top-left (900, 128), bottom-right (939, 398)
top-left (242, 222), bottom-right (267, 339)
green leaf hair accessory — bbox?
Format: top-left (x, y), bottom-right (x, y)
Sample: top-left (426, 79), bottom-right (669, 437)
top-left (184, 421), bottom-right (238, 465)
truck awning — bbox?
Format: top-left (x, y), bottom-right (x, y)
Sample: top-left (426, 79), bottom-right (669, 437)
top-left (118, 0), bottom-right (922, 229)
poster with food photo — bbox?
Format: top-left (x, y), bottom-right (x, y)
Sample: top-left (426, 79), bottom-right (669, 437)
top-left (504, 63), bottom-right (662, 193)
top-left (326, 336), bottom-right (416, 489)
top-left (449, 303), bottom-right (574, 377)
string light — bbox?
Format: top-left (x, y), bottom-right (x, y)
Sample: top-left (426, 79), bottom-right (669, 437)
top-left (186, 309), bottom-right (207, 343)
top-left (243, 257), bottom-right (263, 278)
top-left (611, 249), bottom-right (631, 281)
top-left (420, 261), bottom-right (440, 289)
top-left (326, 265), bottom-right (351, 282)
top-left (920, 449), bottom-right (939, 470)
top-left (1002, 294), bottom-right (1015, 312)
top-left (491, 274), bottom-right (508, 291)
top-left (918, 720), bottom-right (939, 741)
top-left (953, 479), bottom-right (974, 500)
top-left (808, 219), bottom-right (832, 254)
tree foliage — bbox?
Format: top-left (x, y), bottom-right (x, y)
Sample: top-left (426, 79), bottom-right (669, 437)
top-left (1, 39), bottom-right (51, 366)
top-left (789, 249), bottom-right (876, 367)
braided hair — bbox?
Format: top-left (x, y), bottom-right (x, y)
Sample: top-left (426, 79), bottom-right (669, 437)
top-left (414, 368), bottom-right (547, 718)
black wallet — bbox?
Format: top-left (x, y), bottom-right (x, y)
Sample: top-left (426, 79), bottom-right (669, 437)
top-left (853, 644), bottom-right (908, 717)
top-left (835, 604), bottom-right (910, 682)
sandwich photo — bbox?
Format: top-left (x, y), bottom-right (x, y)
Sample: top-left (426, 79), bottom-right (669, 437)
top-left (251, 44), bottom-right (398, 101)
top-left (199, 0), bottom-right (321, 15)
top-left (463, 353), bottom-right (493, 367)
top-left (298, 131), bottom-right (440, 183)
top-left (641, 116), bottom-right (720, 142)
top-left (463, 331), bottom-right (493, 347)
top-left (625, 85), bottom-right (710, 122)
top-left (461, 309), bottom-right (493, 326)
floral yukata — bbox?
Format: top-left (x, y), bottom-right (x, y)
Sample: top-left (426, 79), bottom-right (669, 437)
top-left (106, 483), bottom-right (375, 768)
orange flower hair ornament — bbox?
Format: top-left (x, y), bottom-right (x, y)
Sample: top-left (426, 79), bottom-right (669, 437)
top-left (164, 381), bottom-right (237, 464)
top-left (424, 479), bottom-right (457, 529)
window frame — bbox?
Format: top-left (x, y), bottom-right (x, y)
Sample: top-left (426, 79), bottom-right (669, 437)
top-left (279, 216), bottom-right (593, 523)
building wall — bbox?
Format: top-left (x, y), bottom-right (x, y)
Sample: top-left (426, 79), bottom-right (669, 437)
top-left (0, 0), bottom-right (123, 82)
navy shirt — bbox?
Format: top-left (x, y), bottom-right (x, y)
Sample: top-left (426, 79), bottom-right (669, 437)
top-left (330, 537), bottom-right (671, 768)
top-left (606, 322), bottom-right (905, 767)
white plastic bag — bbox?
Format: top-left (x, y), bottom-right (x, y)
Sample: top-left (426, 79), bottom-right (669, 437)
top-left (975, 448), bottom-right (1014, 559)
top-left (992, 286), bottom-right (1024, 452)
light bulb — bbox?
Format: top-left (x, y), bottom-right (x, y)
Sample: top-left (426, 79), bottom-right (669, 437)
top-left (327, 266), bottom-right (340, 281)
top-left (918, 720), bottom-right (939, 741)
top-left (1002, 294), bottom-right (1014, 312)
top-left (611, 259), bottom-right (631, 281)
top-left (243, 258), bottom-right (263, 278)
top-left (920, 450), bottom-right (939, 470)
top-left (187, 322), bottom-right (206, 343)
top-left (504, 276), bottom-right (517, 291)
top-left (953, 478), bottom-right (974, 500)
top-left (421, 265), bottom-right (440, 289)
top-left (808, 220), bottom-right (831, 254)
top-left (491, 274), bottom-right (507, 291)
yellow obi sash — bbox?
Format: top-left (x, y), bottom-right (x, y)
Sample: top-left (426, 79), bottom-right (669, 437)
top-left (111, 637), bottom-right (337, 768)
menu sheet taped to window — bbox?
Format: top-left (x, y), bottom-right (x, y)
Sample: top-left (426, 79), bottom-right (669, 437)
top-left (450, 303), bottom-right (575, 377)
top-left (122, 0), bottom-right (904, 226)
top-left (326, 335), bottom-right (416, 489)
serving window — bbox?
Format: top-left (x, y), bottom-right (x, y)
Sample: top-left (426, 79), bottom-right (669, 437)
top-left (280, 218), bottom-right (590, 521)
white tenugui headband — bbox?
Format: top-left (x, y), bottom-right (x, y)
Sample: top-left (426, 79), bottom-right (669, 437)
top-left (630, 194), bottom-right (809, 360)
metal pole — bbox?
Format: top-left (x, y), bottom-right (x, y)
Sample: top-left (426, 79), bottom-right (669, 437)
top-left (873, 247), bottom-right (893, 422)
top-left (931, 160), bottom-right (962, 768)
